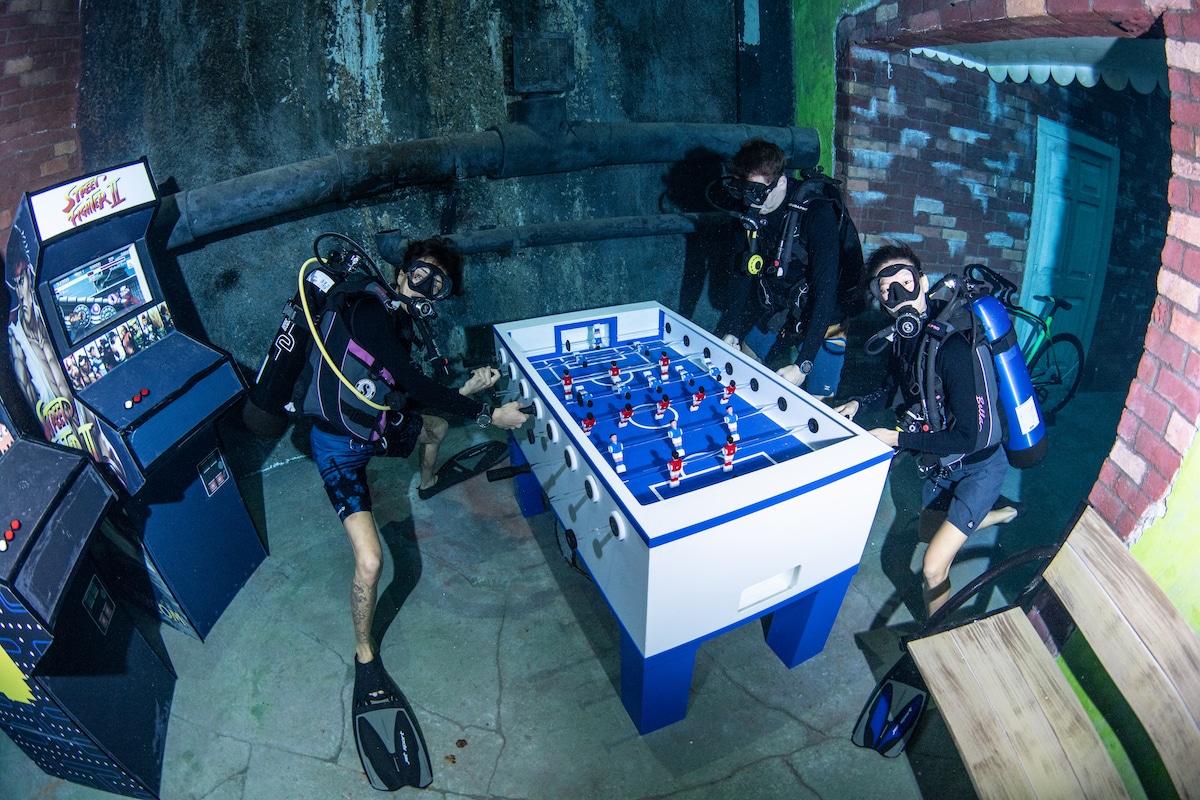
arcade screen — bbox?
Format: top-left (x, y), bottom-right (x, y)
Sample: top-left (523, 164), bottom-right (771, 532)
top-left (50, 242), bottom-right (154, 346)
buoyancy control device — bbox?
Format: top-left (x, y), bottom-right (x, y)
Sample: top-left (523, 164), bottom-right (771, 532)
top-left (242, 233), bottom-right (446, 439)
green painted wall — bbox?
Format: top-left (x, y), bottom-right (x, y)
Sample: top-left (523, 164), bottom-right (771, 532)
top-left (793, 0), bottom-right (840, 172)
top-left (1131, 433), bottom-right (1200, 631)
top-left (793, 1), bottom-right (873, 172)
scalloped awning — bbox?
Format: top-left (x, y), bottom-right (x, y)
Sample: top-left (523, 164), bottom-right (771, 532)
top-left (912, 37), bottom-right (1166, 94)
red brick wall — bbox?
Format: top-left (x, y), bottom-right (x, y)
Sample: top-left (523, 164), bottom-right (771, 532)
top-left (0, 0), bottom-right (81, 253)
top-left (843, 0), bottom-right (1197, 541)
top-left (838, 45), bottom-right (1170, 391)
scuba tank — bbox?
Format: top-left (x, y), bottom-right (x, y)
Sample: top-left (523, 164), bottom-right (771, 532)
top-left (971, 294), bottom-right (1048, 469)
top-left (241, 233), bottom-right (373, 438)
top-left (242, 265), bottom-right (339, 437)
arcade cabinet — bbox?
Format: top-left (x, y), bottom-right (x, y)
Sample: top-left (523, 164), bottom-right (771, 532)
top-left (0, 344), bottom-right (175, 798)
top-left (5, 159), bottom-right (266, 639)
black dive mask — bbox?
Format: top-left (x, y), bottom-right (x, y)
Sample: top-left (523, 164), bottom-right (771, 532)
top-left (871, 262), bottom-right (925, 338)
top-left (404, 260), bottom-right (452, 302)
top-left (728, 174), bottom-right (782, 208)
top-left (870, 262), bottom-right (922, 310)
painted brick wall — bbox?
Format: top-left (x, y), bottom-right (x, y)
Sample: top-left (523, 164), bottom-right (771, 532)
top-left (0, 0), bottom-right (81, 253)
top-left (842, 0), bottom-right (1196, 542)
top-left (836, 45), bottom-right (1169, 393)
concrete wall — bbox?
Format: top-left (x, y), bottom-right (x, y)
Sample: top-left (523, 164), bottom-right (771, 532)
top-left (69, 0), bottom-right (738, 373)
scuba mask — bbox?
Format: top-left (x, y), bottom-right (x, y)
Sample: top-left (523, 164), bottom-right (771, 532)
top-left (404, 260), bottom-right (452, 302)
top-left (728, 174), bottom-right (782, 208)
top-left (871, 262), bottom-right (926, 339)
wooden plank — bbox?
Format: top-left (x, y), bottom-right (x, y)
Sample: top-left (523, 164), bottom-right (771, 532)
top-left (909, 616), bottom-right (1035, 800)
top-left (1067, 508), bottom-right (1200, 724)
top-left (911, 608), bottom-right (1127, 800)
top-left (1046, 510), bottom-right (1200, 798)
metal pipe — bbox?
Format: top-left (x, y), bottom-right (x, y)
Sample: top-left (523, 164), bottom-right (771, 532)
top-left (160, 121), bottom-right (817, 250)
top-left (376, 212), bottom-right (727, 261)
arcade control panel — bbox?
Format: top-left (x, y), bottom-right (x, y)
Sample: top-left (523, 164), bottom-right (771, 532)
top-left (493, 302), bottom-right (893, 660)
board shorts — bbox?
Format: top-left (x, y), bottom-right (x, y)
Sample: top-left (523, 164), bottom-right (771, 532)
top-left (310, 412), bottom-right (424, 521)
top-left (920, 445), bottom-right (1008, 534)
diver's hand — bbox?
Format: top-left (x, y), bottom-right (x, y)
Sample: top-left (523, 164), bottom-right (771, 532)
top-left (869, 427), bottom-right (900, 448)
top-left (777, 363), bottom-right (805, 386)
top-left (834, 400), bottom-right (860, 420)
top-left (459, 366), bottom-right (501, 396)
top-left (722, 334), bottom-right (740, 349)
top-left (491, 401), bottom-right (528, 430)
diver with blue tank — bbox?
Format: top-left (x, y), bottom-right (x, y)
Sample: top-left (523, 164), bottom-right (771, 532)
top-left (836, 242), bottom-right (1042, 617)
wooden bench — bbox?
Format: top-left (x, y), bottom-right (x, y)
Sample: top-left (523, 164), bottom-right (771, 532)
top-left (906, 506), bottom-right (1200, 799)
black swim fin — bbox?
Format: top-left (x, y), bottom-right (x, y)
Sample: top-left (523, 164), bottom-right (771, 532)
top-left (418, 440), bottom-right (509, 500)
top-left (353, 656), bottom-right (433, 790)
top-left (851, 650), bottom-right (928, 758)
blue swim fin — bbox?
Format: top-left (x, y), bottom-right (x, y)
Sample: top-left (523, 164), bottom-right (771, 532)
top-left (851, 651), bottom-right (928, 758)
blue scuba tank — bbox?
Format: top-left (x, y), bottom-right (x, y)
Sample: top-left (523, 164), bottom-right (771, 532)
top-left (972, 295), bottom-right (1048, 469)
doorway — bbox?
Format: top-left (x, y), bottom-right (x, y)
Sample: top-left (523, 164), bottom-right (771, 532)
top-left (1022, 117), bottom-right (1120, 360)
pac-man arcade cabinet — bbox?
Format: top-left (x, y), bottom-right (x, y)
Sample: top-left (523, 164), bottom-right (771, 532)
top-left (5, 159), bottom-right (266, 639)
top-left (0, 359), bottom-right (175, 798)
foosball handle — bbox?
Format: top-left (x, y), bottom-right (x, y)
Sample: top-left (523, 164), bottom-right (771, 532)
top-left (487, 463), bottom-right (532, 482)
top-left (519, 404), bottom-right (536, 415)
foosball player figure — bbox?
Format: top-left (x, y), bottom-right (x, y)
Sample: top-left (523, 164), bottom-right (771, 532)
top-left (723, 406), bottom-right (740, 441)
top-left (646, 372), bottom-right (662, 393)
top-left (562, 369), bottom-right (574, 402)
top-left (721, 380), bottom-right (736, 405)
top-left (576, 386), bottom-right (590, 407)
top-left (722, 435), bottom-right (737, 472)
top-left (655, 390), bottom-right (671, 421)
top-left (581, 411), bottom-right (596, 434)
top-left (667, 418), bottom-right (684, 455)
top-left (659, 351), bottom-right (670, 380)
top-left (609, 361), bottom-right (621, 391)
top-left (690, 385), bottom-right (706, 412)
top-left (608, 433), bottom-right (626, 474)
top-left (668, 450), bottom-right (684, 487)
top-left (709, 362), bottom-right (724, 383)
top-left (618, 402), bottom-right (634, 427)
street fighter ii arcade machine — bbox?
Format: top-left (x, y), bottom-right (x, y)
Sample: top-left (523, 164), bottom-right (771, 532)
top-left (0, 361), bottom-right (175, 799)
top-left (5, 159), bottom-right (266, 640)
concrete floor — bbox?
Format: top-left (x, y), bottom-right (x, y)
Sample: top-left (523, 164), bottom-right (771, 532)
top-left (1, 390), bottom-right (1124, 800)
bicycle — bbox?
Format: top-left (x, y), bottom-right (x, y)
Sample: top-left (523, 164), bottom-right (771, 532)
top-left (965, 264), bottom-right (1085, 418)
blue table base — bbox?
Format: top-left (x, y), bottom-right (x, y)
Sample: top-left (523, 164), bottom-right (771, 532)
top-left (620, 566), bottom-right (857, 734)
top-left (507, 434), bottom-right (857, 735)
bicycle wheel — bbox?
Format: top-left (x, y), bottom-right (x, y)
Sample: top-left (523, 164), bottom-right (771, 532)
top-left (1028, 333), bottom-right (1084, 417)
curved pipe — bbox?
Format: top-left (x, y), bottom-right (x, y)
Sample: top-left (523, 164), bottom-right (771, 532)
top-left (161, 122), bottom-right (818, 250)
top-left (377, 212), bottom-right (727, 261)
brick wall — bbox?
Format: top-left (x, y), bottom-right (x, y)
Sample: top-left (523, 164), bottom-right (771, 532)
top-left (836, 45), bottom-right (1169, 392)
top-left (0, 0), bottom-right (81, 253)
top-left (842, 0), bottom-right (1198, 541)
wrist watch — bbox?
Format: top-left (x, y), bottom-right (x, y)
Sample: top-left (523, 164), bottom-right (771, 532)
top-left (475, 403), bottom-right (493, 428)
top-left (799, 360), bottom-right (813, 375)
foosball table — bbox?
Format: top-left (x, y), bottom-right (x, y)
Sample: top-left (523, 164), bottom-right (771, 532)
top-left (492, 302), bottom-right (892, 733)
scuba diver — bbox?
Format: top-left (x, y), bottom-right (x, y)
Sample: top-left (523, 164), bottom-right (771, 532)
top-left (836, 242), bottom-right (1020, 616)
top-left (302, 235), bottom-right (527, 789)
top-left (710, 138), bottom-right (864, 396)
